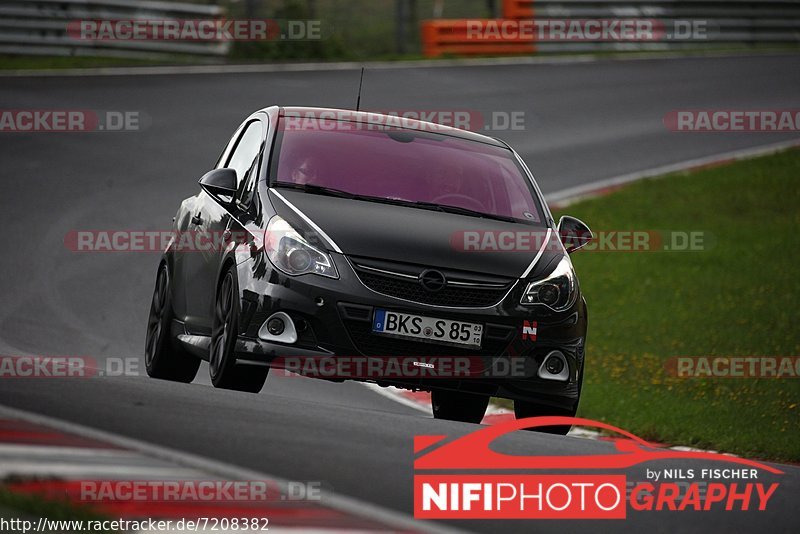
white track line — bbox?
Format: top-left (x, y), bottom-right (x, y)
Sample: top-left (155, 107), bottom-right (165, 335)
top-left (0, 444), bottom-right (141, 457)
top-left (546, 138), bottom-right (800, 207)
top-left (361, 383), bottom-right (431, 415)
top-left (0, 404), bottom-right (464, 534)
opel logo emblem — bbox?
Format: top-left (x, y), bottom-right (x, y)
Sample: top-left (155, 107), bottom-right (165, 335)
top-left (419, 269), bottom-right (446, 292)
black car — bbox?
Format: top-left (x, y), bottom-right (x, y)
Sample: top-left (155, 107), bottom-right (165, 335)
top-left (145, 106), bottom-right (592, 431)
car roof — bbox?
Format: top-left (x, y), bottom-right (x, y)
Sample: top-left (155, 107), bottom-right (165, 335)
top-left (273, 106), bottom-right (507, 148)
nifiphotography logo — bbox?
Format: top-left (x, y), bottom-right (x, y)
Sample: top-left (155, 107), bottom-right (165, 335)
top-left (413, 417), bottom-right (782, 519)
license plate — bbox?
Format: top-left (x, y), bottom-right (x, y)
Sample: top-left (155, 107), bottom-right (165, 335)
top-left (372, 309), bottom-right (483, 348)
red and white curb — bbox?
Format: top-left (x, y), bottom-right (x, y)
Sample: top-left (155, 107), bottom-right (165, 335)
top-left (0, 405), bottom-right (462, 533)
top-left (362, 384), bottom-right (601, 438)
top-left (363, 384), bottom-right (739, 457)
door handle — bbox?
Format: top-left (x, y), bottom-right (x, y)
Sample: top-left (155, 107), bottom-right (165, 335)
top-left (191, 213), bottom-right (203, 225)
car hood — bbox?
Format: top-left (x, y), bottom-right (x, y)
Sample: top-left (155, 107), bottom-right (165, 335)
top-left (270, 189), bottom-right (560, 279)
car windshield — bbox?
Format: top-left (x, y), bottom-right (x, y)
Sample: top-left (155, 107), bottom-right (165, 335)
top-left (271, 116), bottom-right (545, 224)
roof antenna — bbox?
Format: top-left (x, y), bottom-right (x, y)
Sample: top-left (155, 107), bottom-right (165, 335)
top-left (355, 67), bottom-right (365, 111)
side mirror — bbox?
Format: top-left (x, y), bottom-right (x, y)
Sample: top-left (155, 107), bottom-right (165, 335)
top-left (199, 168), bottom-right (237, 201)
top-left (557, 215), bottom-right (592, 254)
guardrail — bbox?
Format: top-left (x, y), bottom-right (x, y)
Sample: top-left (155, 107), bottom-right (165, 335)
top-left (421, 0), bottom-right (800, 57)
top-left (0, 0), bottom-right (228, 59)
top-left (421, 19), bottom-right (535, 56)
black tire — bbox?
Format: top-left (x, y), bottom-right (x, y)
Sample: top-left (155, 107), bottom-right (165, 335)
top-left (431, 391), bottom-right (489, 424)
top-left (513, 401), bottom-right (577, 435)
top-left (145, 264), bottom-right (200, 382)
top-left (209, 266), bottom-right (268, 393)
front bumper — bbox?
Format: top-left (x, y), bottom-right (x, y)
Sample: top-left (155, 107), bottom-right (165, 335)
top-left (233, 252), bottom-right (587, 407)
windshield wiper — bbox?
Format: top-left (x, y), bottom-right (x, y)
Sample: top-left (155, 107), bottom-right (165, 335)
top-left (404, 200), bottom-right (520, 223)
top-left (275, 183), bottom-right (356, 199)
top-left (277, 183), bottom-right (417, 207)
top-left (276, 183), bottom-right (404, 206)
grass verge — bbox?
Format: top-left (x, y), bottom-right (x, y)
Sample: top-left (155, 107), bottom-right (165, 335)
top-left (542, 148), bottom-right (800, 462)
top-left (0, 484), bottom-right (115, 530)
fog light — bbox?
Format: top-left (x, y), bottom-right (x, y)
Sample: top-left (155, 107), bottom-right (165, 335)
top-left (258, 312), bottom-right (298, 344)
top-left (537, 350), bottom-right (569, 382)
top-left (545, 355), bottom-right (564, 374)
top-left (266, 317), bottom-right (285, 336)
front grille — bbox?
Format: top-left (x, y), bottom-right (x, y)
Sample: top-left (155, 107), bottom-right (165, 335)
top-left (349, 256), bottom-right (514, 308)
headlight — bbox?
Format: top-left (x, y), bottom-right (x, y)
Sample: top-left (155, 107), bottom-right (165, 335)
top-left (265, 215), bottom-right (338, 279)
top-left (521, 255), bottom-right (576, 310)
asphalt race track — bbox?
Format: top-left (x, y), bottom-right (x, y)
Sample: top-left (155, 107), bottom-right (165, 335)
top-left (1, 53), bottom-right (799, 532)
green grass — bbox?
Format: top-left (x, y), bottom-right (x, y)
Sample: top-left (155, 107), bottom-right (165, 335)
top-left (0, 485), bottom-right (116, 530)
top-left (549, 149), bottom-right (800, 461)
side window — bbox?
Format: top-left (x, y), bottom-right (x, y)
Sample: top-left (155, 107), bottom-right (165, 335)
top-left (225, 120), bottom-right (264, 190)
top-left (215, 123), bottom-right (245, 169)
